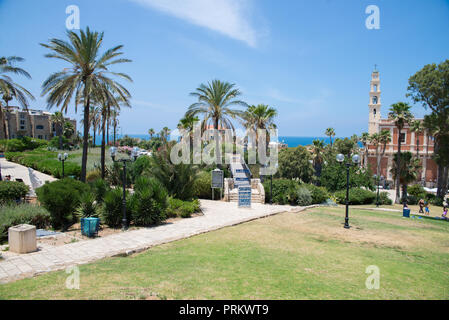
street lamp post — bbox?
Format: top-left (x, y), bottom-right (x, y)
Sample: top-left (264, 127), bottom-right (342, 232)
top-left (110, 146), bottom-right (139, 231)
top-left (336, 153), bottom-right (360, 229)
top-left (58, 152), bottom-right (68, 178)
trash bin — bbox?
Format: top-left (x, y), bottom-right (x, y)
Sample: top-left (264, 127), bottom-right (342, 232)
top-left (403, 208), bottom-right (410, 218)
top-left (80, 217), bottom-right (100, 237)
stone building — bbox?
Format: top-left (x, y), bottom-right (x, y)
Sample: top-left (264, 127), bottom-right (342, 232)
top-left (0, 106), bottom-right (76, 141)
top-left (365, 69), bottom-right (438, 188)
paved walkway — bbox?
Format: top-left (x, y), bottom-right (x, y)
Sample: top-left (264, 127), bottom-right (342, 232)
top-left (0, 158), bottom-right (56, 196)
top-left (0, 200), bottom-right (310, 284)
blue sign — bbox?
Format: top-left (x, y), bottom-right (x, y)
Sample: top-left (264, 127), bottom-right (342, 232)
top-left (235, 177), bottom-right (250, 182)
top-left (236, 169), bottom-right (250, 173)
top-left (238, 186), bottom-right (252, 208)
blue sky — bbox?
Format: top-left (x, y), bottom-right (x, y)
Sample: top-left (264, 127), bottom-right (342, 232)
top-left (1, 0), bottom-right (448, 137)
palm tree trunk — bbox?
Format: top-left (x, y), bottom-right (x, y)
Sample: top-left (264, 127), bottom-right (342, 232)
top-left (106, 107), bottom-right (110, 146)
top-left (58, 125), bottom-right (63, 150)
top-left (0, 107), bottom-right (8, 139)
top-left (80, 96), bottom-right (90, 183)
top-left (395, 128), bottom-right (402, 204)
top-left (214, 118), bottom-right (221, 167)
top-left (101, 108), bottom-right (107, 179)
top-left (113, 123), bottom-right (117, 146)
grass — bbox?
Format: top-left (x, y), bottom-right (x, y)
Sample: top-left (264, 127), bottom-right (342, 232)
top-left (66, 147), bottom-right (114, 173)
top-left (0, 206), bottom-right (448, 300)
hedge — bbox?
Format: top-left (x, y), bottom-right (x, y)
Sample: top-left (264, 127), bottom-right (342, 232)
top-left (0, 204), bottom-right (51, 242)
top-left (0, 181), bottom-right (30, 205)
top-left (335, 188), bottom-right (376, 205)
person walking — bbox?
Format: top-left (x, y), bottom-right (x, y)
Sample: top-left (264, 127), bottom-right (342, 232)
top-left (418, 199), bottom-right (425, 213)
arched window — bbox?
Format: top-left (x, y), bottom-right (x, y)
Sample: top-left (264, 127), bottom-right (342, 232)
top-left (373, 96), bottom-right (378, 104)
top-left (374, 84), bottom-right (378, 92)
top-left (373, 109), bottom-right (376, 115)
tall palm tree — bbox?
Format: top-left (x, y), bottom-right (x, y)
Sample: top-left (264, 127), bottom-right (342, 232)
top-left (51, 111), bottom-right (65, 149)
top-left (388, 102), bottom-right (414, 203)
top-left (148, 128), bottom-right (155, 139)
top-left (178, 114), bottom-right (199, 149)
top-left (242, 104), bottom-right (277, 149)
top-left (390, 152), bottom-right (422, 201)
top-left (112, 109), bottom-right (119, 146)
top-left (359, 132), bottom-right (370, 168)
top-left (0, 56), bottom-right (35, 139)
top-left (89, 106), bottom-right (100, 147)
top-left (186, 79), bottom-right (247, 165)
top-left (410, 120), bottom-right (424, 159)
top-left (41, 27), bottom-right (132, 182)
top-left (325, 128), bottom-right (335, 147)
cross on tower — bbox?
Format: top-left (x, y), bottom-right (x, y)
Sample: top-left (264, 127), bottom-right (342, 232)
top-left (374, 64), bottom-right (378, 71)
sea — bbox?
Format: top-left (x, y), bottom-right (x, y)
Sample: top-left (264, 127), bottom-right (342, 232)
top-left (93, 134), bottom-right (333, 148)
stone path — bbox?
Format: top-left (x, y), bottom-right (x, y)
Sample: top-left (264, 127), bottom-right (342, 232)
top-left (0, 200), bottom-right (309, 284)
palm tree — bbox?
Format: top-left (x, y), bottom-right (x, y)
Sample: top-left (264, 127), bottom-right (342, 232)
top-left (410, 120), bottom-right (424, 159)
top-left (41, 27), bottom-right (132, 182)
top-left (89, 106), bottom-right (100, 147)
top-left (112, 109), bottom-right (119, 146)
top-left (242, 104), bottom-right (277, 148)
top-left (0, 56), bottom-right (35, 139)
top-left (148, 128), bottom-right (155, 139)
top-left (370, 129), bottom-right (391, 187)
top-left (186, 79), bottom-right (247, 165)
top-left (390, 152), bottom-right (422, 202)
top-left (178, 114), bottom-right (199, 149)
top-left (388, 102), bottom-right (414, 203)
top-left (325, 128), bottom-right (335, 146)
top-left (51, 112), bottom-right (65, 149)
top-left (359, 132), bottom-right (370, 168)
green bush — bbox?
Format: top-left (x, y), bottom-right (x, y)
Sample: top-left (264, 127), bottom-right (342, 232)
top-left (166, 198), bottom-right (200, 218)
top-left (0, 137), bottom-right (48, 152)
top-left (379, 192), bottom-right (393, 205)
top-left (303, 184), bottom-right (329, 204)
top-left (0, 203), bottom-right (51, 242)
top-left (35, 178), bottom-right (89, 230)
top-left (130, 156), bottom-right (152, 182)
top-left (192, 171), bottom-right (212, 199)
top-left (101, 187), bottom-right (133, 228)
top-left (296, 186), bottom-right (312, 206)
top-left (75, 192), bottom-right (99, 218)
top-left (335, 188), bottom-right (376, 205)
top-left (0, 181), bottom-right (30, 205)
top-left (49, 136), bottom-right (70, 150)
top-left (262, 179), bottom-right (300, 205)
top-left (89, 179), bottom-right (110, 204)
top-left (408, 184), bottom-right (427, 200)
top-left (131, 176), bottom-right (168, 226)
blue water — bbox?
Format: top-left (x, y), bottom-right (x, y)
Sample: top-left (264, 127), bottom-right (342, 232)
top-left (92, 134), bottom-right (332, 148)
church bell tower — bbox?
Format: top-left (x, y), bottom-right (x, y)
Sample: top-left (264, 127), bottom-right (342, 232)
top-left (368, 67), bottom-right (381, 134)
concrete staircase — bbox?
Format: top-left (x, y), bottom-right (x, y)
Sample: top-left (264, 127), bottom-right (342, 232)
top-left (225, 154), bottom-right (265, 204)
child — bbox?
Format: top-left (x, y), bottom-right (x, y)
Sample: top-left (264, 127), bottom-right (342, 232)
top-left (425, 202), bottom-right (430, 216)
top-left (418, 199), bottom-right (425, 213)
top-left (443, 206), bottom-right (448, 220)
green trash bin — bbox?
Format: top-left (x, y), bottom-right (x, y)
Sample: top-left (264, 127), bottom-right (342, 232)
top-left (403, 208), bottom-right (410, 218)
top-left (81, 217), bottom-right (100, 237)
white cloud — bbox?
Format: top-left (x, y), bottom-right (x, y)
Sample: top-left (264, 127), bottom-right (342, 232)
top-left (130, 0), bottom-right (258, 47)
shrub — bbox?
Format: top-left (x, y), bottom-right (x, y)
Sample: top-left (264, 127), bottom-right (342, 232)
top-left (166, 198), bottom-right (200, 218)
top-left (278, 146), bottom-right (314, 182)
top-left (131, 176), bottom-right (168, 226)
top-left (405, 195), bottom-right (418, 205)
top-left (86, 170), bottom-right (102, 183)
top-left (49, 136), bottom-right (70, 150)
top-left (36, 178), bottom-right (89, 230)
top-left (101, 187), bottom-right (133, 228)
top-left (296, 186), bottom-right (312, 206)
top-left (75, 192), bottom-right (99, 218)
top-left (430, 196), bottom-right (444, 207)
top-left (0, 181), bottom-right (30, 205)
top-left (130, 156), bottom-right (152, 182)
top-left (192, 171), bottom-right (212, 199)
top-left (0, 204), bottom-right (51, 242)
top-left (262, 179), bottom-right (300, 205)
top-left (408, 184), bottom-right (427, 200)
top-left (335, 188), bottom-right (376, 205)
top-left (90, 179), bottom-right (110, 204)
top-left (304, 184), bottom-right (329, 204)
top-left (0, 137), bottom-right (48, 152)
top-left (379, 192), bottom-right (393, 205)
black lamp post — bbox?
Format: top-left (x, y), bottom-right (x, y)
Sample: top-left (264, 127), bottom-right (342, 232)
top-left (110, 146), bottom-right (138, 231)
top-left (58, 152), bottom-right (68, 178)
top-left (336, 153), bottom-right (360, 229)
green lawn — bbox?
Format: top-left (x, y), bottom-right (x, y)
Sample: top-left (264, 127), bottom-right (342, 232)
top-left (66, 147), bottom-right (114, 172)
top-left (1, 206), bottom-right (448, 300)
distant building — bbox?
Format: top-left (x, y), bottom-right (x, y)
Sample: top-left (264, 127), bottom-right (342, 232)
top-left (365, 69), bottom-right (437, 188)
top-left (0, 106), bottom-right (77, 140)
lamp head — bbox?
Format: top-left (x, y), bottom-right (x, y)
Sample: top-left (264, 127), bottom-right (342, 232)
top-left (132, 147), bottom-right (139, 161)
top-left (58, 153), bottom-right (62, 161)
top-left (336, 153), bottom-right (344, 163)
top-left (352, 154), bottom-right (360, 164)
top-left (63, 153), bottom-right (68, 160)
